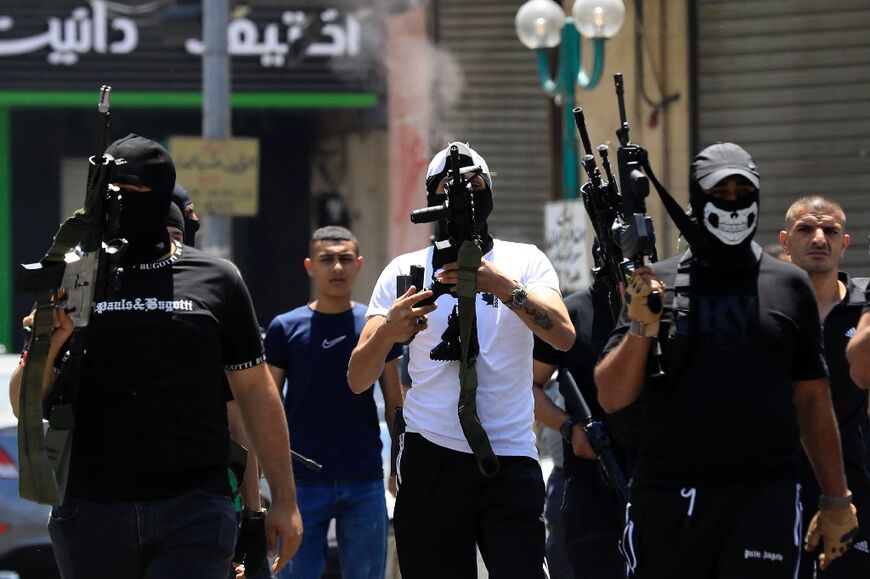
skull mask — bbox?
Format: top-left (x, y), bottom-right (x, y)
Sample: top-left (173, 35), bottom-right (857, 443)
top-left (702, 200), bottom-right (758, 245)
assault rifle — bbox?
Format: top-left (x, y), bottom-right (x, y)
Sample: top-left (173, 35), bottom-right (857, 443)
top-left (400, 144), bottom-right (484, 307)
top-left (572, 107), bottom-right (627, 320)
top-left (559, 369), bottom-right (629, 503)
top-left (398, 144), bottom-right (485, 358)
top-left (397, 144), bottom-right (499, 477)
top-left (613, 72), bottom-right (658, 270)
top-left (572, 73), bottom-right (661, 321)
top-left (16, 86), bottom-right (126, 504)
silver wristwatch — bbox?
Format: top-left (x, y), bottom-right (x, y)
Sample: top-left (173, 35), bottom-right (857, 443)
top-left (506, 282), bottom-right (528, 310)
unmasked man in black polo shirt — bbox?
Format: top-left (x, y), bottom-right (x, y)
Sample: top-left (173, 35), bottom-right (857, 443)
top-left (780, 194), bottom-right (870, 577)
top-left (595, 143), bottom-right (858, 579)
top-left (848, 266), bottom-right (870, 391)
top-left (9, 134), bottom-right (303, 578)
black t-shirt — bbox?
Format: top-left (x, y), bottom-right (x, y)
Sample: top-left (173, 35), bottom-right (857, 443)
top-left (66, 244), bottom-right (264, 500)
top-left (534, 281), bottom-right (628, 478)
top-left (799, 274), bottom-right (870, 502)
top-left (602, 251), bottom-right (828, 487)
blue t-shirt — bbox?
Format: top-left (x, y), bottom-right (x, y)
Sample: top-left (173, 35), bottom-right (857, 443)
top-left (265, 303), bottom-right (400, 482)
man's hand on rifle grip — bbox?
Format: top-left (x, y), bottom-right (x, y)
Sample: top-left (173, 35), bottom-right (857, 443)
top-left (570, 424), bottom-right (596, 460)
top-left (437, 259), bottom-right (513, 299)
top-left (625, 267), bottom-right (665, 338)
top-left (383, 287), bottom-right (437, 343)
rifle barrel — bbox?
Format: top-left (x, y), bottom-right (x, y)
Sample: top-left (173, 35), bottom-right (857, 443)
top-left (572, 108), bottom-right (594, 156)
top-left (95, 86), bottom-right (111, 156)
top-left (614, 74), bottom-right (627, 125)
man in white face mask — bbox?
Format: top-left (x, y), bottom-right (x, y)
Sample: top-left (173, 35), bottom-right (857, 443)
top-left (594, 143), bottom-right (858, 579)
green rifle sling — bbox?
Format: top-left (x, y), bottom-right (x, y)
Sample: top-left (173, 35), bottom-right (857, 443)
top-left (18, 210), bottom-right (93, 505)
top-left (456, 239), bottom-right (499, 477)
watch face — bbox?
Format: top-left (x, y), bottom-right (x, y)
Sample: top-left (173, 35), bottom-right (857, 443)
top-left (513, 288), bottom-right (528, 306)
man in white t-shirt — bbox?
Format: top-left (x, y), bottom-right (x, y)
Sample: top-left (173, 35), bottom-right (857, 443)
top-left (348, 142), bottom-right (574, 578)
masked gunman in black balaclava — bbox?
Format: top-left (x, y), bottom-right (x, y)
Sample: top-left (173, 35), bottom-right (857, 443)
top-left (595, 142), bottom-right (858, 579)
top-left (14, 133), bottom-right (304, 579)
top-left (172, 182), bottom-right (201, 247)
top-left (104, 134), bottom-right (176, 264)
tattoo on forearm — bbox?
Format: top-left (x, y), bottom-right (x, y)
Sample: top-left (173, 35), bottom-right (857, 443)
top-left (522, 305), bottom-right (553, 330)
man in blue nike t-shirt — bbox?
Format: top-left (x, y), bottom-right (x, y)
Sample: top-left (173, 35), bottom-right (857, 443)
top-left (265, 226), bottom-right (402, 579)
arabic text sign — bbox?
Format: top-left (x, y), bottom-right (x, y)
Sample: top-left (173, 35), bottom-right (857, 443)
top-left (170, 137), bottom-right (260, 217)
top-left (544, 200), bottom-right (590, 294)
top-left (0, 1), bottom-right (359, 68)
top-left (0, 2), bottom-right (136, 66)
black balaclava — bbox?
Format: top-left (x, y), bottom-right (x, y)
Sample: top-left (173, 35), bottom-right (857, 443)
top-left (105, 134), bottom-right (176, 264)
top-left (424, 142), bottom-right (494, 252)
top-left (167, 201), bottom-right (185, 236)
top-left (172, 182), bottom-right (200, 247)
top-left (689, 142), bottom-right (761, 267)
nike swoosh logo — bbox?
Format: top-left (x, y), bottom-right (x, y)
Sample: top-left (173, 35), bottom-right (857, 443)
top-left (322, 336), bottom-right (347, 349)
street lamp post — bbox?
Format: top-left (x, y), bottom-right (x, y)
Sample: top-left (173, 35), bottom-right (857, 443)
top-left (515, 0), bottom-right (625, 199)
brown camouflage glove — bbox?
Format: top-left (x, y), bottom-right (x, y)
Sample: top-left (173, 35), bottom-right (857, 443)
top-left (624, 270), bottom-right (663, 338)
top-left (804, 502), bottom-right (859, 570)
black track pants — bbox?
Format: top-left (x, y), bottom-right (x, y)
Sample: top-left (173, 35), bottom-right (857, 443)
top-left (621, 479), bottom-right (802, 579)
top-left (393, 432), bottom-right (548, 579)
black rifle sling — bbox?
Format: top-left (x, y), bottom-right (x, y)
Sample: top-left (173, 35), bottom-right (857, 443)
top-left (663, 250), bottom-right (695, 378)
top-left (456, 239), bottom-right (499, 477)
top-left (640, 160), bottom-right (713, 260)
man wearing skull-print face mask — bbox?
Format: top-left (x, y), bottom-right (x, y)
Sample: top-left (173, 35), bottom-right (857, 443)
top-left (349, 142), bottom-right (574, 578)
top-left (595, 143), bottom-right (857, 579)
top-left (9, 134), bottom-right (303, 578)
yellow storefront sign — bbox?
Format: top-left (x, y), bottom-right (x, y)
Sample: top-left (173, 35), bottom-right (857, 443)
top-left (169, 137), bottom-right (259, 216)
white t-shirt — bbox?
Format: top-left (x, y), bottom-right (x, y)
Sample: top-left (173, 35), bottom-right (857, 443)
top-left (366, 239), bottom-right (561, 459)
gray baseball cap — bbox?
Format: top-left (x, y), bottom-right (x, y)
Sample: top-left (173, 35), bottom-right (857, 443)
top-left (691, 142), bottom-right (760, 190)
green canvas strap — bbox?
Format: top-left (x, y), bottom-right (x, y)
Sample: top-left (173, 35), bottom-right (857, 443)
top-left (18, 212), bottom-right (92, 505)
top-left (17, 291), bottom-right (62, 504)
top-left (456, 239), bottom-right (499, 477)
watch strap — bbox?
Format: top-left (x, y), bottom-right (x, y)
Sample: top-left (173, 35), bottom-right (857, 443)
top-left (819, 491), bottom-right (853, 510)
top-left (241, 507), bottom-right (267, 520)
top-left (560, 417), bottom-right (579, 441)
top-left (629, 320), bottom-right (659, 338)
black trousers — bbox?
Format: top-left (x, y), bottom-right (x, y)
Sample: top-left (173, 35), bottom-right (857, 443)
top-left (393, 433), bottom-right (547, 579)
top-left (561, 463), bottom-right (625, 579)
top-left (622, 479), bottom-right (802, 579)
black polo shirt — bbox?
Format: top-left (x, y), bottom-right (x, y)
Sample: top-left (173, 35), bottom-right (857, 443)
top-left (799, 273), bottom-right (870, 506)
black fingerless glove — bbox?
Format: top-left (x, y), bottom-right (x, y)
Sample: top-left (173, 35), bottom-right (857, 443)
top-left (235, 509), bottom-right (267, 577)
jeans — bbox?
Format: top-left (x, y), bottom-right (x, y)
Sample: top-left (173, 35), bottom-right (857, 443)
top-left (280, 479), bottom-right (387, 579)
top-left (544, 467), bottom-right (572, 579)
top-left (48, 488), bottom-right (238, 579)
